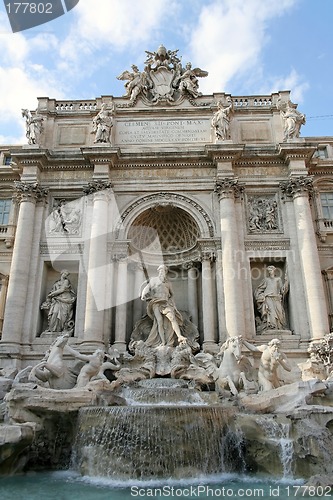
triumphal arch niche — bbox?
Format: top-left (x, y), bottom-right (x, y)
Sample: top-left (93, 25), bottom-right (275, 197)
top-left (0, 44), bottom-right (330, 373)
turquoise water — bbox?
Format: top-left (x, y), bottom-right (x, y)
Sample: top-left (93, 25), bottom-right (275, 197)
top-left (0, 471), bottom-right (330, 500)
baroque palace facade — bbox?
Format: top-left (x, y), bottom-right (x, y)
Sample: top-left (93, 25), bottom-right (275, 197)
top-left (0, 46), bottom-right (332, 376)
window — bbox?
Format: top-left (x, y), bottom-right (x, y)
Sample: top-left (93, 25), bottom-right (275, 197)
top-left (314, 147), bottom-right (328, 159)
top-left (3, 156), bottom-right (11, 166)
top-left (0, 200), bottom-right (11, 225)
top-left (321, 192), bottom-right (333, 219)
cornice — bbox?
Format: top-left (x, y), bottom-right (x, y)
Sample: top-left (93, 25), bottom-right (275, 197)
top-left (113, 161), bottom-right (213, 169)
top-left (41, 164), bottom-right (92, 170)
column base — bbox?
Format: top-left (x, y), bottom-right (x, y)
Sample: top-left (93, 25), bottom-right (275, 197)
top-left (0, 342), bottom-right (22, 356)
top-left (112, 341), bottom-right (127, 353)
top-left (202, 341), bottom-right (219, 354)
top-left (78, 339), bottom-right (106, 352)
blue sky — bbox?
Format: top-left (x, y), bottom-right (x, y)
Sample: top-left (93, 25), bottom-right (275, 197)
top-left (0, 0), bottom-right (332, 144)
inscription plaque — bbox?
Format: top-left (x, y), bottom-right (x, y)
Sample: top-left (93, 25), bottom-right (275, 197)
top-left (115, 119), bottom-right (211, 145)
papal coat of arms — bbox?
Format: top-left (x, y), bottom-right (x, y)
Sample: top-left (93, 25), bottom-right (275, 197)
top-left (117, 45), bottom-right (208, 106)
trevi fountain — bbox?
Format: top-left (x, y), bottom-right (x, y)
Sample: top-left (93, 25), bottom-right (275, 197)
top-left (0, 45), bottom-right (333, 498)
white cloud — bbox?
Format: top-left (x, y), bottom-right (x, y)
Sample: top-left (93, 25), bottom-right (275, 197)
top-left (0, 64), bottom-right (64, 143)
top-left (187, 0), bottom-right (299, 94)
top-left (60, 0), bottom-right (177, 62)
top-left (266, 69), bottom-right (310, 104)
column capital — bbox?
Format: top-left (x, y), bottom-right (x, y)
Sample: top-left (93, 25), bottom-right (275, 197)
top-left (14, 181), bottom-right (48, 204)
top-left (280, 176), bottom-right (314, 200)
top-left (214, 177), bottom-right (244, 200)
top-left (182, 260), bottom-right (201, 271)
top-left (200, 251), bottom-right (216, 263)
top-left (83, 180), bottom-right (112, 196)
top-left (112, 253), bottom-right (128, 263)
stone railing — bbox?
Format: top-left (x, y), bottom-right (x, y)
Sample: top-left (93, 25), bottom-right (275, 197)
top-left (324, 219), bottom-right (333, 229)
top-left (55, 101), bottom-right (97, 112)
top-left (316, 218), bottom-right (333, 243)
top-left (232, 96), bottom-right (273, 108)
top-left (52, 96), bottom-right (274, 112)
top-left (0, 224), bottom-right (15, 248)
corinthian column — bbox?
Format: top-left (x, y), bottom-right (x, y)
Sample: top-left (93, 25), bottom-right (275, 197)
top-left (201, 252), bottom-right (216, 351)
top-left (1, 182), bottom-right (48, 350)
top-left (215, 178), bottom-right (245, 337)
top-left (133, 263), bottom-right (145, 324)
top-left (82, 180), bottom-right (112, 347)
top-left (114, 255), bottom-right (128, 352)
top-left (281, 176), bottom-right (329, 339)
top-left (184, 262), bottom-right (199, 327)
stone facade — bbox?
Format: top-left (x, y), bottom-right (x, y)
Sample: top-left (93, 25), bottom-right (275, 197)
top-left (0, 46), bottom-right (332, 374)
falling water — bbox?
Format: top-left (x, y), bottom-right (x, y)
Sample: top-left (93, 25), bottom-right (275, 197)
top-left (257, 417), bottom-right (294, 478)
top-left (72, 406), bottom-right (235, 479)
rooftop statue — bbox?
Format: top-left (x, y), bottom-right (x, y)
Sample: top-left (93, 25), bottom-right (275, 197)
top-left (117, 45), bottom-right (208, 106)
top-left (178, 62), bottom-right (208, 99)
top-left (117, 64), bottom-right (148, 104)
top-left (211, 97), bottom-right (234, 141)
top-left (277, 96), bottom-right (306, 141)
top-left (91, 102), bottom-right (114, 143)
top-left (21, 108), bottom-right (43, 145)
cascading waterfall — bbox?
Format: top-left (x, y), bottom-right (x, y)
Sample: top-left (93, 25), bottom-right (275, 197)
top-left (257, 417), bottom-right (294, 478)
top-left (72, 405), bottom-right (238, 479)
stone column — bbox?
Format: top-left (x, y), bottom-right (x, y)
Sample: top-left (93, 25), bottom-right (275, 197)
top-left (184, 262), bottom-right (199, 326)
top-left (281, 176), bottom-right (329, 339)
top-left (215, 249), bottom-right (227, 343)
top-left (1, 182), bottom-right (48, 350)
top-left (133, 263), bottom-right (145, 325)
top-left (0, 275), bottom-right (9, 336)
top-left (322, 269), bottom-right (333, 331)
top-left (201, 252), bottom-right (216, 351)
top-left (114, 255), bottom-right (128, 352)
top-left (215, 178), bottom-right (245, 337)
top-left (82, 180), bottom-right (112, 348)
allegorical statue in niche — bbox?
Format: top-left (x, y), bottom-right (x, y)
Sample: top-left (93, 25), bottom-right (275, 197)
top-left (254, 265), bottom-right (288, 331)
top-left (242, 338), bottom-right (291, 391)
top-left (211, 97), bottom-right (233, 141)
top-left (140, 265), bottom-right (187, 347)
top-left (277, 97), bottom-right (306, 141)
top-left (91, 102), bottom-right (114, 143)
top-left (41, 270), bottom-right (76, 334)
top-left (21, 108), bottom-right (43, 145)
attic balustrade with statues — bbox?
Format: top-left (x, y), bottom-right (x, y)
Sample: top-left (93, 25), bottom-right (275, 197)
top-left (0, 44), bottom-right (332, 388)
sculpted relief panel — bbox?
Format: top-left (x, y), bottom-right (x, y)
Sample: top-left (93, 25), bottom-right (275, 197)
top-left (48, 198), bottom-right (83, 237)
top-left (246, 194), bottom-right (282, 234)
